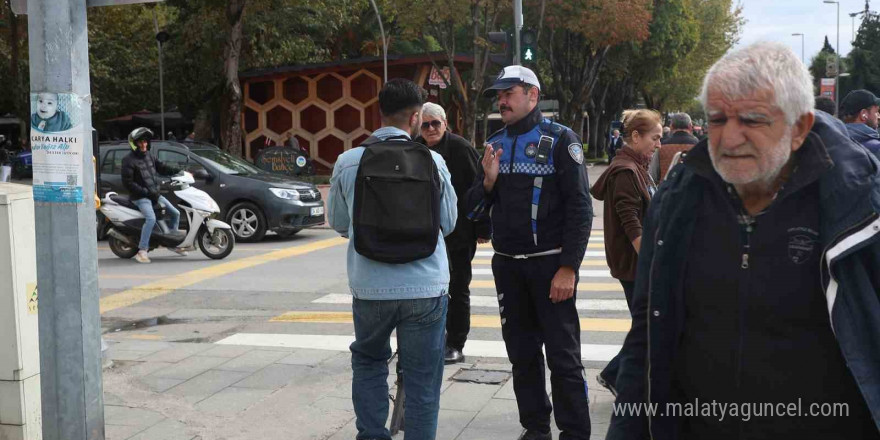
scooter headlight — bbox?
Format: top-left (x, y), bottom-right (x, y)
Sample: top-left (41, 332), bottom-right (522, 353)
top-left (269, 188), bottom-right (300, 200)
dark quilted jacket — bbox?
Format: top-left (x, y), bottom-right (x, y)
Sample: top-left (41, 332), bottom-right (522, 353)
top-left (121, 150), bottom-right (178, 201)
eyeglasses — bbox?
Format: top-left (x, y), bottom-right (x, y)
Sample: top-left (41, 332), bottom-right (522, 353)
top-left (421, 120), bottom-right (443, 130)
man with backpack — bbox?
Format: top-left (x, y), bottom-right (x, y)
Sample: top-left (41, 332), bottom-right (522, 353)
top-left (327, 78), bottom-right (458, 440)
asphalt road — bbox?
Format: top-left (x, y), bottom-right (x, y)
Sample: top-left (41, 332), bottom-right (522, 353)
top-left (98, 162), bottom-right (623, 370)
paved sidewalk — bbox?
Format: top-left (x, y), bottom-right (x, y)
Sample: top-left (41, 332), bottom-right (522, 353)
top-left (102, 338), bottom-right (615, 440)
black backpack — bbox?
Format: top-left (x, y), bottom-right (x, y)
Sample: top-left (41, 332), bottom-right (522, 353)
top-left (353, 135), bottom-right (441, 264)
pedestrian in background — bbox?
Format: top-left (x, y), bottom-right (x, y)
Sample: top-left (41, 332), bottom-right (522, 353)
top-left (589, 109), bottom-right (661, 395)
top-left (415, 102), bottom-right (489, 364)
top-left (465, 65), bottom-right (593, 440)
top-left (839, 89), bottom-right (880, 158)
top-left (814, 95), bottom-right (837, 115)
top-left (649, 112), bottom-right (699, 183)
top-left (327, 79), bottom-right (458, 440)
top-left (607, 129), bottom-right (623, 164)
top-left (607, 41), bottom-right (880, 440)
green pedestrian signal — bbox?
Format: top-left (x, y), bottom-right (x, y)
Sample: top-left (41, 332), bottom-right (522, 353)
top-left (520, 29), bottom-right (536, 64)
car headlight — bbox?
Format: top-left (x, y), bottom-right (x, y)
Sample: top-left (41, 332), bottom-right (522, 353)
top-left (269, 187), bottom-right (300, 200)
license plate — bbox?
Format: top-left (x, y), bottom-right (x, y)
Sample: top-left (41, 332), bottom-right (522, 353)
top-left (310, 206), bottom-right (324, 216)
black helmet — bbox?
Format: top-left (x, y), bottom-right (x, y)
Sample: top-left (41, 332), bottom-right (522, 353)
top-left (128, 127), bottom-right (154, 151)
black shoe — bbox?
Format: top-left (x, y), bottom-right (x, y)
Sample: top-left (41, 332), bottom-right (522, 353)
top-left (597, 373), bottom-right (618, 397)
top-left (518, 429), bottom-right (552, 440)
top-left (444, 346), bottom-right (464, 364)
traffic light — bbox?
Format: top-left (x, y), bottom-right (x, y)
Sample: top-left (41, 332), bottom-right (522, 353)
top-left (520, 29), bottom-right (537, 64)
top-left (488, 31), bottom-right (512, 66)
top-left (826, 57), bottom-right (838, 77)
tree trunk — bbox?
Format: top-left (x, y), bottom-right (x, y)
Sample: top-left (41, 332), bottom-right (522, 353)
top-left (193, 108), bottom-right (213, 140)
top-left (220, 0), bottom-right (246, 157)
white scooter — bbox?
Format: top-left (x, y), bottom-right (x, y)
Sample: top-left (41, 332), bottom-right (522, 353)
top-left (100, 172), bottom-right (235, 260)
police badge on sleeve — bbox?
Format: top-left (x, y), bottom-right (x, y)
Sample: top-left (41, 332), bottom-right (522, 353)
top-left (567, 143), bottom-right (584, 164)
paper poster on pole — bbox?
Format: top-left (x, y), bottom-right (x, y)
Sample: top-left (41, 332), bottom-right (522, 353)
top-left (30, 92), bottom-right (85, 204)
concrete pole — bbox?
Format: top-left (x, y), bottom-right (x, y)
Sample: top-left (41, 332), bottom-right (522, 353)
top-left (514, 0), bottom-right (522, 65)
top-left (26, 0), bottom-right (105, 439)
top-left (152, 9), bottom-right (165, 140)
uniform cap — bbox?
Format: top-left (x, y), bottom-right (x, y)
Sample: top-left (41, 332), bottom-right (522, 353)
top-left (482, 65), bottom-right (541, 98)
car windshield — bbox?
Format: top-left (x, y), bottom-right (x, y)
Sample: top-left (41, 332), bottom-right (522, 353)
top-left (192, 149), bottom-right (264, 175)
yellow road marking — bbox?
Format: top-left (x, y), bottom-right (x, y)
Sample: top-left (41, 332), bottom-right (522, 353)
top-left (270, 311), bottom-right (630, 332)
top-left (100, 274), bottom-right (165, 280)
top-left (99, 237), bottom-right (347, 313)
top-left (127, 334), bottom-right (164, 340)
top-left (471, 280), bottom-right (622, 291)
top-left (471, 259), bottom-right (607, 266)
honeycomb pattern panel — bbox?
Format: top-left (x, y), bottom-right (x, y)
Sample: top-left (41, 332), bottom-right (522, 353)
top-left (300, 105), bottom-right (327, 134)
top-left (317, 135), bottom-right (345, 174)
top-left (334, 104), bottom-right (361, 134)
top-left (249, 81), bottom-right (275, 105)
top-left (266, 105), bottom-right (293, 135)
top-left (244, 106), bottom-right (259, 133)
top-left (316, 74), bottom-right (344, 105)
top-left (351, 72), bottom-right (380, 104)
top-left (283, 77), bottom-right (310, 104)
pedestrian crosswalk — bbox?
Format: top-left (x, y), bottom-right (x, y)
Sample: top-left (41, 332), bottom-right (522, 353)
top-left (215, 231), bottom-right (630, 364)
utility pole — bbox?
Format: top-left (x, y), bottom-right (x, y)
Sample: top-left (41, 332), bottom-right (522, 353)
top-left (27, 0), bottom-right (103, 438)
top-left (514, 0), bottom-right (522, 64)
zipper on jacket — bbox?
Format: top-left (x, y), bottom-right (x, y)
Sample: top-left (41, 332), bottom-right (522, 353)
top-left (646, 217), bottom-right (664, 440)
top-left (508, 136), bottom-right (519, 173)
top-left (735, 214), bottom-right (755, 440)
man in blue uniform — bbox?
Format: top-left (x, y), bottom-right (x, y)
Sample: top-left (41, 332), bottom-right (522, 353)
top-left (464, 66), bottom-right (594, 440)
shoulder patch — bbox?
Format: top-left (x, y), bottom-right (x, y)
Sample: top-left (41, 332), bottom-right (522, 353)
top-left (567, 143), bottom-right (584, 164)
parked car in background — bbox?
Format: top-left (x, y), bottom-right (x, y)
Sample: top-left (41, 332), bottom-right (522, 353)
top-left (11, 150), bottom-right (32, 179)
top-left (98, 140), bottom-right (325, 242)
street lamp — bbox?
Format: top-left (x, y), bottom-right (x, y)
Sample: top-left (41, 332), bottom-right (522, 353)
top-left (823, 0), bottom-right (840, 109)
top-left (152, 9), bottom-right (169, 140)
top-left (368, 0), bottom-right (387, 84)
top-left (791, 33), bottom-right (805, 64)
top-left (850, 12), bottom-right (859, 43)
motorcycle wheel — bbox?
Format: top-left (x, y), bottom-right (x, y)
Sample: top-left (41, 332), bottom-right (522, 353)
top-left (198, 226), bottom-right (234, 260)
top-left (108, 235), bottom-right (139, 259)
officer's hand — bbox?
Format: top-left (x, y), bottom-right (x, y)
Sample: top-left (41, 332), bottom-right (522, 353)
top-left (477, 238), bottom-right (490, 244)
top-left (550, 266), bottom-right (576, 303)
top-left (482, 143), bottom-right (503, 193)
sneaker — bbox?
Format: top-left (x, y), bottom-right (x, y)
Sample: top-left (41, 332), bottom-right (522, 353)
top-left (596, 373), bottom-right (618, 397)
top-left (169, 247), bottom-right (188, 256)
top-left (518, 429), bottom-right (551, 440)
top-left (134, 250), bottom-right (151, 264)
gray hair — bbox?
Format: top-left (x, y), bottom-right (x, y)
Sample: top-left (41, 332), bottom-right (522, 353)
top-left (699, 41), bottom-right (815, 125)
top-left (421, 102), bottom-right (447, 121)
top-left (670, 113), bottom-right (692, 130)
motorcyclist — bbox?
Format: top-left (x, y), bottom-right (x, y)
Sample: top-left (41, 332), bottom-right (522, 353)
top-left (121, 127), bottom-right (185, 263)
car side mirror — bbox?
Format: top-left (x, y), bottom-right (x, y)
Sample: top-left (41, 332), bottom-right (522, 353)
top-left (193, 169), bottom-right (211, 180)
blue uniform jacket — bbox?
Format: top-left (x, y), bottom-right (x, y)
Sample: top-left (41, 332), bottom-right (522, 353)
top-left (463, 106), bottom-right (593, 269)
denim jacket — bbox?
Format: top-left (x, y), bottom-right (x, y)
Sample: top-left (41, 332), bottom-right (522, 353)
top-left (328, 126), bottom-right (458, 300)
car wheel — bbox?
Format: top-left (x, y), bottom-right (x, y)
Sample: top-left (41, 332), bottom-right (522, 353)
top-left (276, 228), bottom-right (302, 239)
top-left (226, 202), bottom-right (267, 243)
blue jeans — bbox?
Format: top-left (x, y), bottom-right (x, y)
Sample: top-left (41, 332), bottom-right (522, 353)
top-left (133, 196), bottom-right (180, 251)
top-left (351, 295), bottom-right (448, 440)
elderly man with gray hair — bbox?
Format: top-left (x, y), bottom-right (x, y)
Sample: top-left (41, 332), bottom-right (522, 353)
top-left (648, 112), bottom-right (699, 183)
top-left (415, 102), bottom-right (488, 364)
top-left (606, 41), bottom-right (880, 440)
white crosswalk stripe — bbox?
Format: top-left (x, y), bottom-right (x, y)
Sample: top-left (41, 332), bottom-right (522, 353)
top-left (475, 250), bottom-right (606, 258)
top-left (211, 229), bottom-right (627, 363)
top-left (216, 333), bottom-right (623, 362)
top-left (471, 268), bottom-right (611, 278)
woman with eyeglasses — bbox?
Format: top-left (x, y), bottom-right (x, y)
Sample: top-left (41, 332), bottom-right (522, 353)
top-left (416, 102), bottom-right (489, 365)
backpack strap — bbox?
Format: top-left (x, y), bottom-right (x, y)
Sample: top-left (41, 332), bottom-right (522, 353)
top-left (361, 134), bottom-right (411, 147)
